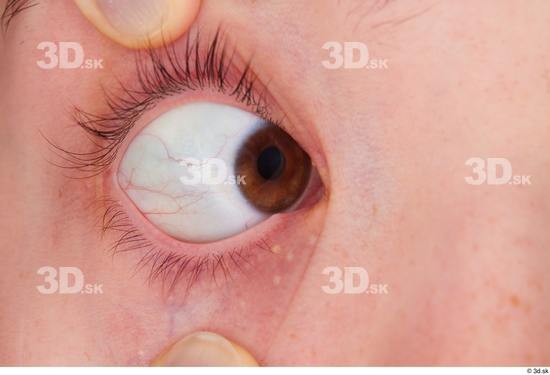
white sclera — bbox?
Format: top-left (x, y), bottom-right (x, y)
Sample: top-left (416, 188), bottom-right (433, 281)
top-left (117, 102), bottom-right (268, 243)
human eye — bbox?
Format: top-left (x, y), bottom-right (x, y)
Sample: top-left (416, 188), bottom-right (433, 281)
top-left (119, 101), bottom-right (314, 243)
top-left (47, 28), bottom-right (324, 290)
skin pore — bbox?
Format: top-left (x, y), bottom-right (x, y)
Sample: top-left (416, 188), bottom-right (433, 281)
top-left (1, 0), bottom-right (550, 365)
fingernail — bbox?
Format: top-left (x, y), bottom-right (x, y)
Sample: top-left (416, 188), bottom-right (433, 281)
top-left (95, 0), bottom-right (168, 38)
top-left (152, 331), bottom-right (258, 366)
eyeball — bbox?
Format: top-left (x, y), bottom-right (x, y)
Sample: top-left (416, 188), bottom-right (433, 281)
top-left (117, 102), bottom-right (312, 243)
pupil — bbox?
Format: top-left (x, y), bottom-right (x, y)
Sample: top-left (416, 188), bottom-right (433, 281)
top-left (257, 146), bottom-right (285, 180)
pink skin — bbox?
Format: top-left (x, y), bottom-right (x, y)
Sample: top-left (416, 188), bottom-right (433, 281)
top-left (1, 0), bottom-right (550, 365)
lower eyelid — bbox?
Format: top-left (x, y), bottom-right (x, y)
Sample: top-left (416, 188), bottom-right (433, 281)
top-left (100, 171), bottom-right (323, 291)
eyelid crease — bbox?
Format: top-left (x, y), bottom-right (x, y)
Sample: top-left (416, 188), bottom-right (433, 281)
top-left (45, 25), bottom-right (278, 179)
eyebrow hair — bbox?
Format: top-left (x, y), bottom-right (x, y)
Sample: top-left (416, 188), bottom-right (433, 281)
top-left (1, 0), bottom-right (38, 33)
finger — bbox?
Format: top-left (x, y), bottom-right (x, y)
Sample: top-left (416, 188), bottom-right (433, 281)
top-left (74, 0), bottom-right (201, 49)
top-left (151, 331), bottom-right (259, 366)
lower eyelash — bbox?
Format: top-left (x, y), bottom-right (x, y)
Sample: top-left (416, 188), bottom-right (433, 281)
top-left (100, 197), bottom-right (274, 293)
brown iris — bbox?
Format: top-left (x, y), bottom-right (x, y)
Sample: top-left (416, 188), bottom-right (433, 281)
top-left (235, 123), bottom-right (311, 213)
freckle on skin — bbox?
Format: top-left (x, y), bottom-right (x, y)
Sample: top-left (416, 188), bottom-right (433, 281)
top-left (509, 294), bottom-right (520, 307)
top-left (271, 244), bottom-right (281, 254)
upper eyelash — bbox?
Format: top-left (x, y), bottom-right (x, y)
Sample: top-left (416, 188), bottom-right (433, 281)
top-left (45, 27), bottom-right (275, 179)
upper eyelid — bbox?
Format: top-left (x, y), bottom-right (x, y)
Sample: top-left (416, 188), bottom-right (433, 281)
top-left (45, 26), bottom-right (277, 179)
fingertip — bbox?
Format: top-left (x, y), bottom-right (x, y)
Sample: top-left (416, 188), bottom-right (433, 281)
top-left (151, 331), bottom-right (259, 367)
top-left (74, 0), bottom-right (201, 49)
